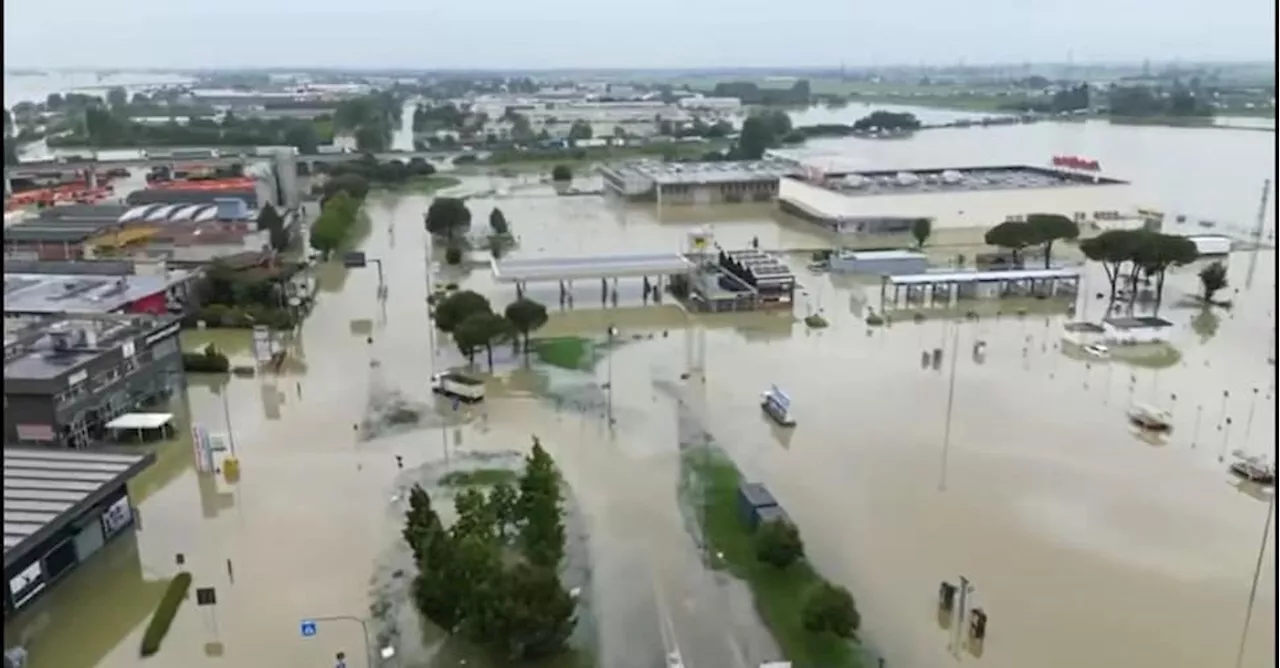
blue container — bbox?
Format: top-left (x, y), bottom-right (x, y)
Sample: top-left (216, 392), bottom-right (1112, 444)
top-left (736, 482), bottom-right (779, 529)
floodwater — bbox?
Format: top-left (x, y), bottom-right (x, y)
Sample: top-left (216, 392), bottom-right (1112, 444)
top-left (5, 103), bottom-right (1279, 668)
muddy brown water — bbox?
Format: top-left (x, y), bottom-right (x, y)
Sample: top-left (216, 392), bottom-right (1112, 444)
top-left (5, 122), bottom-right (1277, 668)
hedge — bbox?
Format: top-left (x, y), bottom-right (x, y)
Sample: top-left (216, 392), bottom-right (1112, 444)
top-left (182, 348), bottom-right (230, 373)
top-left (140, 571), bottom-right (193, 657)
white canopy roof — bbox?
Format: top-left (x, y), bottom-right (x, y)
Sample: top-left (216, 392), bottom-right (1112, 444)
top-left (104, 412), bottom-right (174, 430)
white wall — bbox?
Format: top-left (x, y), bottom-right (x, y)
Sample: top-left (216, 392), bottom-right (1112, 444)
top-left (779, 177), bottom-right (1135, 230)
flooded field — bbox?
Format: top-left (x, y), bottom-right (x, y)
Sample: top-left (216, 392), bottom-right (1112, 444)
top-left (6, 137), bottom-right (1278, 668)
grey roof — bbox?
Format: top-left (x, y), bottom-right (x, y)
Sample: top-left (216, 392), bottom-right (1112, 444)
top-left (126, 188), bottom-right (258, 208)
top-left (4, 313), bottom-right (176, 381)
top-left (3, 271), bottom-right (192, 316)
top-left (607, 159), bottom-right (802, 186)
top-left (4, 204), bottom-right (129, 244)
top-left (4, 447), bottom-right (155, 567)
top-left (814, 165), bottom-right (1127, 198)
top-left (491, 253), bottom-right (692, 282)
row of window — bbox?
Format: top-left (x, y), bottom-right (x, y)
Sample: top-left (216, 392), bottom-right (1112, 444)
top-left (1005, 211), bottom-right (1125, 223)
top-left (53, 338), bottom-right (179, 407)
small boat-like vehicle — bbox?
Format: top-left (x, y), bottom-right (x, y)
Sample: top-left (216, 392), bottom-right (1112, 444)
top-left (761, 385), bottom-right (796, 427)
top-left (1229, 453), bottom-right (1276, 485)
top-left (1127, 403), bottom-right (1172, 432)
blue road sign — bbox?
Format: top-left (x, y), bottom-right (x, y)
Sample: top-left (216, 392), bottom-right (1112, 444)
top-left (300, 620), bottom-right (317, 637)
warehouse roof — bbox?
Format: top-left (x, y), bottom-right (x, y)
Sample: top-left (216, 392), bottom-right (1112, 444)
top-left (3, 447), bottom-right (155, 568)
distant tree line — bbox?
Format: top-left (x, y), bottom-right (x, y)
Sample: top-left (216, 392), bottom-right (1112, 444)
top-left (711, 80), bottom-right (812, 106)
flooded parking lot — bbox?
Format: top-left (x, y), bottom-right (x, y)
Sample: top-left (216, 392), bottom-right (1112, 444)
top-left (6, 121), bottom-right (1277, 668)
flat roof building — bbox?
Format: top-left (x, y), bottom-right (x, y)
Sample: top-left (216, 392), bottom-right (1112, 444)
top-left (3, 270), bottom-right (194, 318)
top-left (601, 159), bottom-right (803, 204)
top-left (4, 313), bottom-right (185, 447)
top-left (779, 165), bottom-right (1134, 248)
top-left (4, 447), bottom-right (155, 618)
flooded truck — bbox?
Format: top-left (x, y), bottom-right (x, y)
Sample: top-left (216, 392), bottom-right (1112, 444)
top-left (430, 371), bottom-right (486, 403)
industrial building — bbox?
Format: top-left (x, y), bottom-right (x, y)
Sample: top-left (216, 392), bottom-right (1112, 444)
top-left (828, 249), bottom-right (929, 276)
top-left (5, 197), bottom-right (288, 264)
top-left (682, 247), bottom-right (798, 312)
top-left (601, 160), bottom-right (803, 204)
top-left (4, 447), bottom-right (155, 618)
top-left (3, 313), bottom-right (185, 448)
top-left (3, 269), bottom-right (195, 318)
top-left (778, 165), bottom-right (1134, 248)
top-left (878, 268), bottom-right (1082, 312)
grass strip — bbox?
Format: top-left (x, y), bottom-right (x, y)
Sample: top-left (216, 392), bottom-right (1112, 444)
top-left (530, 337), bottom-right (595, 371)
top-left (439, 468), bottom-right (518, 487)
top-left (687, 450), bottom-right (861, 668)
top-left (140, 571), bottom-right (192, 657)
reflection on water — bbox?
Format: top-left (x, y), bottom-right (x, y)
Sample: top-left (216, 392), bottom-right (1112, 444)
top-left (5, 120), bottom-right (1276, 668)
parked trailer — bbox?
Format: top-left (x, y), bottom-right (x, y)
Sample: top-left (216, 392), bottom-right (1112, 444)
top-left (1185, 234), bottom-right (1232, 256)
top-left (431, 372), bottom-right (486, 402)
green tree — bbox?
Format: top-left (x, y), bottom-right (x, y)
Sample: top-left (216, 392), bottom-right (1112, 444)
top-left (453, 314), bottom-right (488, 366)
top-left (444, 244), bottom-right (464, 265)
top-left (518, 441), bottom-right (565, 569)
top-left (282, 123), bottom-right (321, 155)
top-left (852, 110), bottom-right (921, 132)
top-left (736, 115), bottom-right (775, 160)
top-left (1132, 232), bottom-right (1199, 313)
top-left (911, 218), bottom-right (933, 249)
top-left (459, 311), bottom-right (514, 370)
top-left (106, 86), bottom-right (128, 110)
top-left (500, 563), bottom-right (577, 659)
top-left (1080, 229), bottom-right (1141, 305)
top-left (567, 120), bottom-right (593, 140)
top-left (489, 207), bottom-right (509, 235)
top-left (257, 203), bottom-right (289, 252)
top-left (754, 519), bottom-right (805, 569)
top-left (435, 289), bottom-right (492, 333)
top-left (983, 221), bottom-right (1035, 267)
top-left (801, 582), bottom-right (860, 638)
top-left (425, 196), bottom-right (473, 241)
top-left (1025, 213), bottom-right (1081, 268)
top-left (1198, 260), bottom-right (1229, 303)
top-left (504, 298), bottom-right (549, 352)
top-left (323, 173), bottom-right (370, 200)
top-left (488, 482), bottom-right (519, 540)
top-left (551, 164), bottom-right (573, 182)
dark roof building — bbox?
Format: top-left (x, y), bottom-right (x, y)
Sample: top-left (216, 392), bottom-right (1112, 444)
top-left (3, 447), bottom-right (155, 618)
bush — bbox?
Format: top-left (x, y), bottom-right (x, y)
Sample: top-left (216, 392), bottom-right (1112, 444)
top-left (182, 346), bottom-right (230, 373)
top-left (801, 582), bottom-right (860, 639)
top-left (551, 164), bottom-right (573, 181)
top-left (864, 313), bottom-right (885, 326)
top-left (444, 245), bottom-right (464, 265)
top-left (140, 571), bottom-right (193, 656)
top-left (803, 314), bottom-right (829, 329)
top-left (755, 519), bottom-right (805, 569)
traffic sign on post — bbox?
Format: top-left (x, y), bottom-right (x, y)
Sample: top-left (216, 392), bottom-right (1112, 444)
top-left (342, 251), bottom-right (367, 268)
top-left (300, 620), bottom-right (317, 637)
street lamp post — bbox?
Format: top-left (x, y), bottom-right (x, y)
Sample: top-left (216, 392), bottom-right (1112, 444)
top-left (1233, 492), bottom-right (1276, 668)
top-left (938, 323), bottom-right (961, 493)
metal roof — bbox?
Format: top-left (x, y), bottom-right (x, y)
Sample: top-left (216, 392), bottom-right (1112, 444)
top-left (3, 271), bottom-right (192, 316)
top-left (3, 447), bottom-right (155, 567)
top-left (888, 267), bottom-right (1082, 286)
top-left (491, 253), bottom-right (693, 283)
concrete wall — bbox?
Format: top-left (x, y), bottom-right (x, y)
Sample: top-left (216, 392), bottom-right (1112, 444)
top-left (779, 177), bottom-right (1135, 237)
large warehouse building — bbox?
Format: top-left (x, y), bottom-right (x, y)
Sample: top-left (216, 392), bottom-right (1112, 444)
top-left (778, 165), bottom-right (1136, 248)
top-left (3, 447), bottom-right (154, 619)
top-left (601, 160), bottom-right (803, 204)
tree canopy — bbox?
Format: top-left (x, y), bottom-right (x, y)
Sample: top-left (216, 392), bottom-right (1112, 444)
top-left (1080, 229), bottom-right (1200, 312)
top-left (308, 192), bottom-right (362, 256)
top-left (434, 290), bottom-right (492, 333)
top-left (754, 519), bottom-right (805, 570)
top-left (489, 207), bottom-right (510, 235)
top-left (1198, 261), bottom-right (1228, 303)
top-left (504, 299), bottom-right (550, 352)
top-left (425, 197), bottom-right (473, 241)
top-left (1024, 213), bottom-right (1080, 268)
top-left (551, 164), bottom-right (573, 182)
top-left (911, 218), bottom-right (933, 249)
top-left (983, 221), bottom-right (1036, 266)
top-left (801, 582), bottom-right (860, 639)
top-left (402, 439), bottom-right (576, 660)
top-left (851, 111), bottom-right (922, 133)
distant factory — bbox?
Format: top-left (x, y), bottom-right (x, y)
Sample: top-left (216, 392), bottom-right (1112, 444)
top-left (600, 160), bottom-right (803, 204)
top-left (776, 164), bottom-right (1136, 248)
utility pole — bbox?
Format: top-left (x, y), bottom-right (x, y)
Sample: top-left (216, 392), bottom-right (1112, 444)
top-left (424, 228), bottom-right (447, 463)
top-left (938, 323), bottom-right (961, 492)
top-left (1233, 492), bottom-right (1275, 668)
top-left (219, 382), bottom-right (237, 457)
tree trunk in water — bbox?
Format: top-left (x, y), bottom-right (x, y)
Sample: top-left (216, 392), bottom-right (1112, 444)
top-left (1154, 271), bottom-right (1167, 315)
top-left (485, 344), bottom-right (494, 370)
top-left (1043, 241), bottom-right (1054, 269)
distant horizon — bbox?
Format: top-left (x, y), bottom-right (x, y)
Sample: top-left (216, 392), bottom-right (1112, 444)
top-left (5, 60), bottom-right (1276, 77)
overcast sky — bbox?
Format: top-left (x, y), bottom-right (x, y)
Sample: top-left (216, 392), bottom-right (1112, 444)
top-left (4, 0), bottom-right (1276, 69)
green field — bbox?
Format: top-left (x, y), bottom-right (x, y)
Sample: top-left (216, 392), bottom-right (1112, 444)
top-left (530, 337), bottom-right (596, 371)
top-left (439, 467), bottom-right (519, 487)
